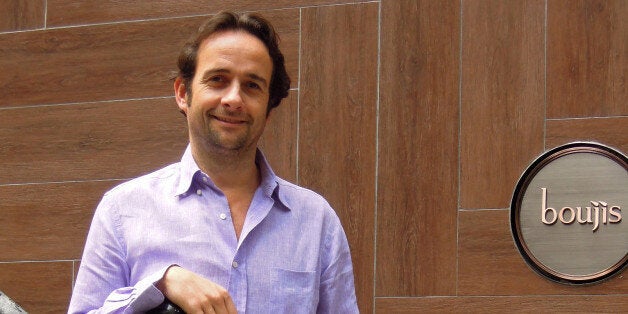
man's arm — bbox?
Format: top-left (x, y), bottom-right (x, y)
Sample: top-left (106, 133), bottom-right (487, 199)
top-left (69, 195), bottom-right (237, 314)
top-left (317, 214), bottom-right (359, 314)
top-left (156, 266), bottom-right (237, 314)
top-left (68, 196), bottom-right (164, 314)
top-left (69, 268), bottom-right (166, 314)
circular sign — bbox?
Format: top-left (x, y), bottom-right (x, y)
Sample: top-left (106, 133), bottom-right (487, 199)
top-left (511, 142), bottom-right (628, 284)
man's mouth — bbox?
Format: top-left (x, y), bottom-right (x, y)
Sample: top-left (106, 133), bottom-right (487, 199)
top-left (211, 115), bottom-right (247, 124)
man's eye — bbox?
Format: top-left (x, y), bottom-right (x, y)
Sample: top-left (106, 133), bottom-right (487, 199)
top-left (247, 82), bottom-right (261, 90)
top-left (203, 76), bottom-right (225, 86)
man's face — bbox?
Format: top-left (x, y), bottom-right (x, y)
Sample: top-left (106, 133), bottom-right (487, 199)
top-left (176, 30), bottom-right (273, 155)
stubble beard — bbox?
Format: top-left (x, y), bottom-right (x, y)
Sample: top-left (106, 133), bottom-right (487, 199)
top-left (186, 92), bottom-right (264, 158)
top-left (205, 120), bottom-right (250, 153)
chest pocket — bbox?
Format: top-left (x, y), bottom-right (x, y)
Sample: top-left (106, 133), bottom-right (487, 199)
top-left (268, 268), bottom-right (319, 314)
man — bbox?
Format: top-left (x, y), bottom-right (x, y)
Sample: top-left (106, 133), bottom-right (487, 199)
top-left (68, 11), bottom-right (358, 314)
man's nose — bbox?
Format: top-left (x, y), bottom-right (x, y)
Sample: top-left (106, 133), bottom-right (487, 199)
top-left (221, 82), bottom-right (243, 110)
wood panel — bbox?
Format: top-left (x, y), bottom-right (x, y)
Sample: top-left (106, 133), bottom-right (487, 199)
top-left (376, 0), bottom-right (459, 296)
top-left (299, 3), bottom-right (378, 313)
top-left (546, 117), bottom-right (628, 153)
top-left (547, 0), bottom-right (627, 118)
top-left (46, 0), bottom-right (371, 27)
top-left (0, 19), bottom-right (192, 108)
top-left (0, 261), bottom-right (73, 313)
top-left (375, 295), bottom-right (628, 313)
top-left (458, 210), bottom-right (628, 295)
top-left (0, 181), bottom-right (119, 261)
top-left (259, 92), bottom-right (298, 183)
top-left (0, 0), bottom-right (45, 32)
top-left (460, 0), bottom-right (545, 209)
top-left (0, 98), bottom-right (187, 184)
top-left (0, 10), bottom-right (299, 108)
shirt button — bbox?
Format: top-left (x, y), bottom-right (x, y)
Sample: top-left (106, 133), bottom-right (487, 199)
top-left (203, 177), bottom-right (208, 183)
top-left (232, 261), bottom-right (238, 268)
top-left (196, 189), bottom-right (202, 196)
top-left (219, 213), bottom-right (227, 220)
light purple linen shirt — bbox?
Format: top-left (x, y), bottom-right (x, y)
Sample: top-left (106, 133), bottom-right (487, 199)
top-left (68, 145), bottom-right (358, 314)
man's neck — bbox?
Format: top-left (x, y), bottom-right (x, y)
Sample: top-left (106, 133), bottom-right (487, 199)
top-left (190, 143), bottom-right (261, 240)
top-left (190, 143), bottom-right (261, 194)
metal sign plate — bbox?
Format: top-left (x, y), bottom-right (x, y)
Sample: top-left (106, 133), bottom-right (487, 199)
top-left (511, 142), bottom-right (627, 284)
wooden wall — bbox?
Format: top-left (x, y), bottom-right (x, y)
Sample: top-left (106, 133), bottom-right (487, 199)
top-left (0, 0), bottom-right (626, 312)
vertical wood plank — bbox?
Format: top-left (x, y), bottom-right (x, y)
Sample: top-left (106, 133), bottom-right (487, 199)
top-left (259, 92), bottom-right (298, 182)
top-left (460, 0), bottom-right (545, 209)
top-left (547, 0), bottom-right (627, 118)
top-left (300, 3), bottom-right (378, 312)
top-left (377, 0), bottom-right (460, 296)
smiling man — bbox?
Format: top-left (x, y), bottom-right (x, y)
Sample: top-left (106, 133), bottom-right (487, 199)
top-left (68, 11), bottom-right (358, 314)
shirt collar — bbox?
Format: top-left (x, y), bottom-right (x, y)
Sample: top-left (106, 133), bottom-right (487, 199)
top-left (174, 144), bottom-right (201, 197)
top-left (174, 145), bottom-right (287, 209)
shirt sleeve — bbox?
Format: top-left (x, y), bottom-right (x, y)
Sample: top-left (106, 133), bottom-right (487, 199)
top-left (68, 195), bottom-right (166, 314)
top-left (317, 212), bottom-right (359, 314)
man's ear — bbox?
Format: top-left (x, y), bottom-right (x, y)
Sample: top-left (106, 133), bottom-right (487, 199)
top-left (174, 77), bottom-right (188, 115)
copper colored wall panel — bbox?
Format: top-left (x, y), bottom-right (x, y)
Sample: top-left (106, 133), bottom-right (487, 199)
top-left (0, 20), bottom-right (195, 107)
top-left (0, 98), bottom-right (187, 184)
top-left (0, 11), bottom-right (299, 108)
top-left (46, 0), bottom-right (370, 27)
top-left (258, 92), bottom-right (298, 183)
top-left (460, 0), bottom-right (545, 210)
top-left (457, 210), bottom-right (628, 296)
top-left (0, 262), bottom-right (73, 313)
top-left (375, 295), bottom-right (628, 313)
top-left (547, 0), bottom-right (627, 118)
top-left (0, 181), bottom-right (119, 261)
top-left (376, 0), bottom-right (459, 297)
top-left (0, 0), bottom-right (45, 32)
top-left (299, 3), bottom-right (378, 313)
top-left (546, 117), bottom-right (628, 152)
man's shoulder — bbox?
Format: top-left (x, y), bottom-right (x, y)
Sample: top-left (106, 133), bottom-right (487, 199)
top-left (104, 162), bottom-right (180, 198)
top-left (276, 177), bottom-right (326, 202)
top-left (274, 177), bottom-right (339, 217)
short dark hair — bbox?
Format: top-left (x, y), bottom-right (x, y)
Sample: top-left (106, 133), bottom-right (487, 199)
top-left (177, 11), bottom-right (291, 113)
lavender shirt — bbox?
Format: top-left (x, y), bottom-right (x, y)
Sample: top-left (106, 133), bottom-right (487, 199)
top-left (68, 146), bottom-right (358, 314)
